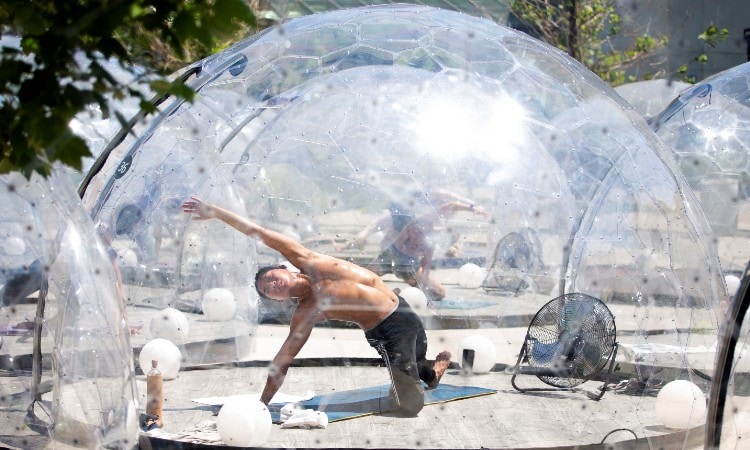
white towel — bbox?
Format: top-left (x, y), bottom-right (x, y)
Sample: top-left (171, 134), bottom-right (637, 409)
top-left (279, 409), bottom-right (328, 429)
top-left (145, 419), bottom-right (222, 444)
top-left (279, 402), bottom-right (301, 422)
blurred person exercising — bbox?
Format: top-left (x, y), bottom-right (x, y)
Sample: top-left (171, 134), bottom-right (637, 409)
top-left (335, 199), bottom-right (490, 300)
top-left (182, 196), bottom-right (451, 417)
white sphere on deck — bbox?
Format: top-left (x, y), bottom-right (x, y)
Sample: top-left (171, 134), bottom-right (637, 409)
top-left (138, 338), bottom-right (182, 380)
top-left (149, 307), bottom-right (190, 343)
top-left (655, 380), bottom-right (707, 429)
top-left (457, 334), bottom-right (497, 374)
top-left (202, 288), bottom-right (237, 321)
top-left (725, 275), bottom-right (741, 298)
top-left (400, 286), bottom-right (429, 315)
top-left (457, 263), bottom-right (486, 289)
top-left (118, 248), bottom-right (138, 267)
top-left (4, 236), bottom-right (26, 255)
top-left (217, 398), bottom-right (272, 447)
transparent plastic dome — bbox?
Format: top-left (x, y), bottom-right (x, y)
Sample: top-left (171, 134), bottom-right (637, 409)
top-left (652, 61), bottom-right (750, 276)
top-left (0, 169), bottom-right (137, 448)
top-left (78, 5), bottom-right (725, 448)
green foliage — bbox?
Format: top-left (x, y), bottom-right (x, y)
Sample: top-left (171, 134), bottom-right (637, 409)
top-left (510, 0), bottom-right (668, 86)
top-left (0, 0), bottom-right (256, 178)
top-left (677, 25), bottom-right (730, 83)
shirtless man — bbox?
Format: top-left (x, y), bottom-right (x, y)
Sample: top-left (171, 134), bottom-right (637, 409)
top-left (182, 197), bottom-right (451, 417)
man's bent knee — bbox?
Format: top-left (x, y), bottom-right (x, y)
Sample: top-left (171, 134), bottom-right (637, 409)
top-left (396, 397), bottom-right (424, 417)
top-left (390, 380), bottom-right (424, 417)
top-left (383, 389), bottom-right (424, 417)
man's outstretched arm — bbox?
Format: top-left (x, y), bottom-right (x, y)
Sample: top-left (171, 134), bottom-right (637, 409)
top-left (182, 196), bottom-right (311, 266)
top-left (259, 305), bottom-right (324, 404)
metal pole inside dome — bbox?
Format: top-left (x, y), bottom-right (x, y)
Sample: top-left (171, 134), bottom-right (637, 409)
top-left (705, 259), bottom-right (750, 448)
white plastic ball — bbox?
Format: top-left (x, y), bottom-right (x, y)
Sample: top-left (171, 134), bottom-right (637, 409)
top-left (138, 338), bottom-right (182, 380)
top-left (400, 286), bottom-right (428, 315)
top-left (4, 236), bottom-right (26, 255)
top-left (655, 380), bottom-right (707, 429)
top-left (118, 248), bottom-right (138, 267)
top-left (217, 399), bottom-right (272, 447)
top-left (457, 263), bottom-right (486, 289)
top-left (149, 307), bottom-right (190, 343)
top-left (725, 275), bottom-right (741, 298)
top-left (202, 288), bottom-right (237, 321)
top-left (457, 334), bottom-right (497, 374)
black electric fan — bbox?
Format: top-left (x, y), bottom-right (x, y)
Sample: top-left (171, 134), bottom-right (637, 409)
top-left (511, 293), bottom-right (618, 400)
top-left (482, 228), bottom-right (543, 295)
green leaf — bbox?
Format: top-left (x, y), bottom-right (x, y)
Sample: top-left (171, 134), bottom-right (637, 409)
top-left (214, 0), bottom-right (256, 25)
top-left (149, 79), bottom-right (173, 96)
top-left (139, 99), bottom-right (157, 114)
top-left (50, 131), bottom-right (91, 171)
top-left (149, 79), bottom-right (195, 102)
top-left (98, 37), bottom-right (131, 61)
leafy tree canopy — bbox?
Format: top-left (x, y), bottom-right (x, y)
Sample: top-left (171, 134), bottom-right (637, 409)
top-left (510, 1), bottom-right (731, 86)
top-left (510, 0), bottom-right (668, 85)
top-left (0, 0), bottom-right (256, 178)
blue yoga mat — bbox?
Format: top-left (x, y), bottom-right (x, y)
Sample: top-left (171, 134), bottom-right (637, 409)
top-left (432, 299), bottom-right (496, 310)
top-left (269, 383), bottom-right (496, 423)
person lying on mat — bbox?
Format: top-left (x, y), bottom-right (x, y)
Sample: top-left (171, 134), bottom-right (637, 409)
top-left (182, 196), bottom-right (452, 417)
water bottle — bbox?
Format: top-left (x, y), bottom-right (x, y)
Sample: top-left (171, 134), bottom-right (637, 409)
top-left (146, 360), bottom-right (163, 428)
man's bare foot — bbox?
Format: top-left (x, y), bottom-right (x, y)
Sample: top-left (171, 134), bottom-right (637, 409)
top-left (427, 351), bottom-right (452, 390)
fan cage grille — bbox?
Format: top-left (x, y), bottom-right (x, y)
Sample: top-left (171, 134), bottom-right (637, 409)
top-left (524, 293), bottom-right (616, 388)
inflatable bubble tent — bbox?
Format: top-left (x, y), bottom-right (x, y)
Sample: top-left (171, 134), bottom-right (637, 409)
top-left (0, 170), bottom-right (138, 448)
top-left (646, 62), bottom-right (750, 450)
top-left (50, 3), bottom-right (732, 448)
top-left (651, 61), bottom-right (750, 276)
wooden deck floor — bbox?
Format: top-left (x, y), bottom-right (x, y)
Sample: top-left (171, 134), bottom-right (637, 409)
top-left (135, 365), bottom-right (706, 449)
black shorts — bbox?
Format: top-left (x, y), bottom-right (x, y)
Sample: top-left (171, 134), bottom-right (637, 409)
top-left (364, 296), bottom-right (435, 416)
